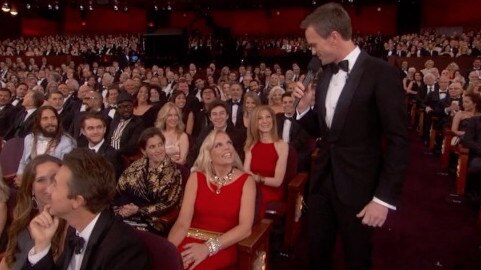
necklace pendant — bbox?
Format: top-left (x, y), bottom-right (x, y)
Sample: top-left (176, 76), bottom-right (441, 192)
top-left (216, 189), bottom-right (221, 194)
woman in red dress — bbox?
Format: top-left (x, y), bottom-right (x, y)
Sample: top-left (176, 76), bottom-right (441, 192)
top-left (168, 130), bottom-right (256, 270)
top-left (244, 105), bottom-right (288, 218)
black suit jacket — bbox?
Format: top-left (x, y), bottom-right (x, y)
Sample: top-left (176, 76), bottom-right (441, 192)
top-left (298, 51), bottom-right (408, 208)
top-left (24, 210), bottom-right (151, 270)
top-left (461, 115), bottom-right (481, 157)
top-left (0, 104), bottom-right (20, 138)
top-left (96, 142), bottom-right (122, 180)
top-left (226, 99), bottom-right (244, 130)
top-left (4, 109), bottom-right (37, 140)
top-left (107, 115), bottom-right (144, 156)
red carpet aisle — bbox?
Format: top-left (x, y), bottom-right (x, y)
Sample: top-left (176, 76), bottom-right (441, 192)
top-left (272, 131), bottom-right (481, 269)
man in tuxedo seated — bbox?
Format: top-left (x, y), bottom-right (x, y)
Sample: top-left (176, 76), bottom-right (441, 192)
top-left (277, 92), bottom-right (312, 171)
top-left (226, 82), bottom-right (245, 129)
top-left (11, 83), bottom-right (28, 108)
top-left (423, 76), bottom-right (450, 146)
top-left (24, 148), bottom-right (151, 269)
top-left (69, 91), bottom-right (105, 147)
top-left (192, 86), bottom-right (218, 138)
top-left (0, 88), bottom-right (20, 138)
top-left (47, 90), bottom-right (72, 132)
top-left (80, 112), bottom-right (122, 180)
top-left (460, 115), bottom-right (481, 202)
top-left (4, 90), bottom-right (44, 140)
top-left (187, 100), bottom-right (246, 167)
top-left (107, 92), bottom-right (144, 156)
top-left (103, 86), bottom-right (119, 120)
top-left (248, 79), bottom-right (268, 104)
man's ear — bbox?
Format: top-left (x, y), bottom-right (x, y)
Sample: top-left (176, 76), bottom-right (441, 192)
top-left (71, 194), bottom-right (86, 210)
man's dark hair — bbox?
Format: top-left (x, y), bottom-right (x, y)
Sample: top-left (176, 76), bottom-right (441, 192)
top-left (80, 111), bottom-right (107, 129)
top-left (300, 2), bottom-right (352, 40)
top-left (138, 127), bottom-right (165, 150)
top-left (64, 148), bottom-right (116, 213)
top-left (47, 90), bottom-right (64, 100)
top-left (281, 91), bottom-right (293, 100)
top-left (0, 88), bottom-right (11, 97)
top-left (31, 90), bottom-right (45, 108)
top-left (208, 99), bottom-right (229, 116)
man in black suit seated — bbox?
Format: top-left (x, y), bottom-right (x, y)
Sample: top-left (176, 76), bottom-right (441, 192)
top-left (47, 90), bottom-right (72, 133)
top-left (226, 82), bottom-right (245, 130)
top-left (24, 148), bottom-right (151, 269)
top-left (248, 79), bottom-right (268, 105)
top-left (4, 90), bottom-right (44, 140)
top-left (81, 112), bottom-right (122, 180)
top-left (276, 92), bottom-right (312, 172)
top-left (192, 86), bottom-right (218, 139)
top-left (0, 88), bottom-right (20, 138)
top-left (422, 76), bottom-right (450, 145)
top-left (11, 83), bottom-right (28, 108)
top-left (188, 100), bottom-right (246, 168)
top-left (107, 92), bottom-right (144, 156)
top-left (460, 116), bottom-right (481, 202)
top-left (69, 91), bottom-right (105, 146)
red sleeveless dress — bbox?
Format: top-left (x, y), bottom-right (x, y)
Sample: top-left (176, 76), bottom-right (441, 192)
top-left (250, 141), bottom-right (283, 218)
top-left (178, 171), bottom-right (249, 270)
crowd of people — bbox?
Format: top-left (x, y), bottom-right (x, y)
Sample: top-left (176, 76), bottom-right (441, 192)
top-left (0, 4), bottom-right (481, 269)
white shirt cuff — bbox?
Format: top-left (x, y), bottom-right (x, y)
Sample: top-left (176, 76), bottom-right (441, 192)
top-left (296, 108), bottom-right (310, 120)
top-left (27, 244), bottom-right (51, 265)
top-left (373, 197), bottom-right (396, 211)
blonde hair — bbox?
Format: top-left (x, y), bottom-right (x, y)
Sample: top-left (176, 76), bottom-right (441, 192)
top-left (243, 92), bottom-right (261, 116)
top-left (245, 105), bottom-right (279, 151)
top-left (192, 130), bottom-right (244, 179)
top-left (268, 86), bottom-right (285, 106)
top-left (155, 102), bottom-right (185, 133)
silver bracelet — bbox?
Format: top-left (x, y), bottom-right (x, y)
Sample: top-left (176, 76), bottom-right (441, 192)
top-left (205, 238), bottom-right (222, 256)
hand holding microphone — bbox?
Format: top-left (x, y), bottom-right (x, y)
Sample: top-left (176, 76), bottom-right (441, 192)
top-left (293, 57), bottom-right (322, 113)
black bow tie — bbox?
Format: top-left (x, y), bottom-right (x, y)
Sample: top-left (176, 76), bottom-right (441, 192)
top-left (327, 60), bottom-right (349, 74)
top-left (69, 234), bottom-right (85, 254)
top-left (232, 100), bottom-right (240, 105)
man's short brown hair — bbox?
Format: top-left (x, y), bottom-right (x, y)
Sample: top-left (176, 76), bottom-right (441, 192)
top-left (300, 2), bottom-right (352, 40)
top-left (63, 148), bottom-right (116, 213)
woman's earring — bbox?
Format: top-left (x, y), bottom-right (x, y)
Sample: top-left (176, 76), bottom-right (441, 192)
top-left (32, 194), bottom-right (39, 209)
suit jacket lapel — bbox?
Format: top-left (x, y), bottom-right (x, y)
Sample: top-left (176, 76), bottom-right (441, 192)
top-left (79, 211), bottom-right (112, 270)
top-left (316, 69), bottom-right (333, 129)
top-left (329, 51), bottom-right (367, 141)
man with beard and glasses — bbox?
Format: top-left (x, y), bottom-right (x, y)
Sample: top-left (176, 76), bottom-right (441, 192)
top-left (15, 106), bottom-right (76, 187)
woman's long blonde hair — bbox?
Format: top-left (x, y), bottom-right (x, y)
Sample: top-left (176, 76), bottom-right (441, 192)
top-left (155, 102), bottom-right (185, 134)
top-left (244, 105), bottom-right (279, 151)
top-left (192, 130), bottom-right (244, 180)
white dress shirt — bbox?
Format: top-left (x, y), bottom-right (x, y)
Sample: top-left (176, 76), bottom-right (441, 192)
top-left (89, 139), bottom-right (105, 153)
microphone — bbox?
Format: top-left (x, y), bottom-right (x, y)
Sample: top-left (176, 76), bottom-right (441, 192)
top-left (293, 57), bottom-right (322, 109)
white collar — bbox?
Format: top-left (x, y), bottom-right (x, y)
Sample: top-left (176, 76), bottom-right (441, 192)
top-left (342, 46), bottom-right (361, 73)
top-left (89, 139), bottom-right (105, 153)
top-left (77, 213), bottom-right (101, 244)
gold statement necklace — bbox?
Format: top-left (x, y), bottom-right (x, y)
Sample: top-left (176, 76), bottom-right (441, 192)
top-left (210, 167), bottom-right (234, 194)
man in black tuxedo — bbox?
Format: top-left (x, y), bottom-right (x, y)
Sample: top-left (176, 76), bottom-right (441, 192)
top-left (4, 90), bottom-right (44, 140)
top-left (81, 112), bottom-right (122, 180)
top-left (422, 76), bottom-right (450, 145)
top-left (24, 148), bottom-right (150, 269)
top-left (11, 83), bottom-right (28, 108)
top-left (226, 82), bottom-right (245, 130)
top-left (0, 88), bottom-right (20, 138)
top-left (294, 3), bottom-right (408, 269)
top-left (276, 92), bottom-right (312, 171)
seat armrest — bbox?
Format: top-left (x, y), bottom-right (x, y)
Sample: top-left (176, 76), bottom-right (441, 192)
top-left (238, 219), bottom-right (272, 270)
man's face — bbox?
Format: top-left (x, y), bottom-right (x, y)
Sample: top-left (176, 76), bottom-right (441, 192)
top-left (282, 95), bottom-right (295, 115)
top-left (48, 93), bottom-right (64, 111)
top-left (0, 91), bottom-right (11, 106)
top-left (117, 101), bottom-right (133, 119)
top-left (58, 84), bottom-right (69, 96)
top-left (448, 83), bottom-right (463, 97)
top-left (438, 78), bottom-right (450, 90)
top-left (177, 82), bottom-right (189, 94)
top-left (40, 109), bottom-right (59, 137)
top-left (249, 81), bottom-right (259, 93)
top-left (83, 91), bottom-right (101, 111)
top-left (474, 60), bottom-right (481, 69)
top-left (47, 165), bottom-right (76, 218)
top-left (82, 118), bottom-right (106, 145)
top-left (230, 84), bottom-right (243, 100)
top-left (195, 79), bottom-right (205, 89)
top-left (16, 84), bottom-right (27, 98)
top-left (209, 106), bottom-right (229, 129)
top-left (201, 88), bottom-right (216, 105)
top-left (22, 91), bottom-right (34, 108)
top-left (305, 26), bottom-right (337, 65)
top-left (107, 89), bottom-right (119, 105)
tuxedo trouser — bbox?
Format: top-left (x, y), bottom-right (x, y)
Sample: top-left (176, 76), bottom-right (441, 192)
top-left (307, 173), bottom-right (373, 270)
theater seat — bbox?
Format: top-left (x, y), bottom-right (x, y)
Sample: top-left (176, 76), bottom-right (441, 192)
top-left (454, 145), bottom-right (469, 195)
top-left (133, 229), bottom-right (183, 270)
top-left (0, 137), bottom-right (24, 185)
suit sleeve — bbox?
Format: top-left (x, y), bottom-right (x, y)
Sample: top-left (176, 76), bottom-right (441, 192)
top-left (373, 63), bottom-right (409, 206)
